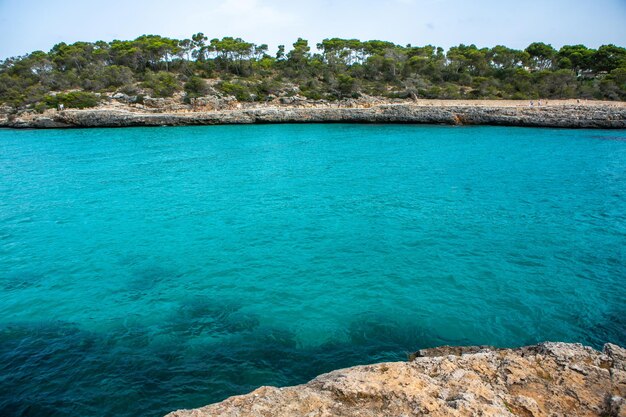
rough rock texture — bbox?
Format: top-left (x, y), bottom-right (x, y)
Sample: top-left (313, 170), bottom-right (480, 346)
top-left (2, 103), bottom-right (625, 129)
top-left (166, 342), bottom-right (626, 417)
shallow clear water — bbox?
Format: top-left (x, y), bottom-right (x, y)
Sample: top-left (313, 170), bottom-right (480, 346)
top-left (0, 124), bottom-right (624, 416)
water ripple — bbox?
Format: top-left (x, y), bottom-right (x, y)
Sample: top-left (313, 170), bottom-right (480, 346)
top-left (0, 125), bottom-right (624, 417)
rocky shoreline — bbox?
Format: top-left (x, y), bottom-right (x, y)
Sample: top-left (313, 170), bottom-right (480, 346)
top-left (2, 102), bottom-right (626, 129)
top-left (166, 342), bottom-right (626, 417)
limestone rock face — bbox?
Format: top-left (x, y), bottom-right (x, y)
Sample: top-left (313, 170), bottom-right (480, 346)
top-left (166, 342), bottom-right (626, 417)
top-left (49, 104), bottom-right (626, 128)
top-left (2, 102), bottom-right (625, 128)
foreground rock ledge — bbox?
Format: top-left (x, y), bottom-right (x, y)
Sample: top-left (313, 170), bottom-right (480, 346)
top-left (166, 342), bottom-right (626, 417)
top-left (3, 103), bottom-right (626, 129)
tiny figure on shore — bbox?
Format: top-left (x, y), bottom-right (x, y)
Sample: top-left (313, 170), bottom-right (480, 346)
top-left (530, 101), bottom-right (534, 107)
top-left (58, 103), bottom-right (64, 111)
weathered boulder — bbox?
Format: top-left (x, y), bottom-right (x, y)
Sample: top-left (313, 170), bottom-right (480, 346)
top-left (112, 92), bottom-right (130, 101)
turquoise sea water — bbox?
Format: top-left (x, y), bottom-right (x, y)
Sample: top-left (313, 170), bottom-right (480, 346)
top-left (0, 124), bottom-right (624, 416)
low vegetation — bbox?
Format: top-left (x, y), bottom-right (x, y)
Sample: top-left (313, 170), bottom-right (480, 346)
top-left (1, 34), bottom-right (625, 110)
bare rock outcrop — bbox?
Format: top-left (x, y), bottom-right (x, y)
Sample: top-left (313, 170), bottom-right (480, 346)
top-left (166, 342), bottom-right (626, 417)
top-left (2, 102), bottom-right (625, 129)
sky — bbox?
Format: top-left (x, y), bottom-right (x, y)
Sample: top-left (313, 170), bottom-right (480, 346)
top-left (1, 0), bottom-right (625, 59)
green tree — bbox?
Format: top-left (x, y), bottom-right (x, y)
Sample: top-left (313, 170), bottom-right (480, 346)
top-left (286, 38), bottom-right (311, 73)
top-left (592, 44), bottom-right (626, 73)
top-left (191, 33), bottom-right (209, 61)
top-left (557, 45), bottom-right (595, 75)
top-left (0, 34), bottom-right (624, 108)
top-left (209, 37), bottom-right (254, 74)
top-left (488, 45), bottom-right (529, 70)
top-left (525, 42), bottom-right (556, 70)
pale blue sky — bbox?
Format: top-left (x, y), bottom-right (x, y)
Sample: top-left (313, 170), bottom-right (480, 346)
top-left (1, 0), bottom-right (625, 59)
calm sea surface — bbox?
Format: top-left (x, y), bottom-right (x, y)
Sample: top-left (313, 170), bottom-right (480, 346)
top-left (0, 124), bottom-right (624, 416)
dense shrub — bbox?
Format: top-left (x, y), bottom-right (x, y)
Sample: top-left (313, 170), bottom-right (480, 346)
top-left (217, 81), bottom-right (253, 101)
top-left (44, 91), bottom-right (100, 109)
top-left (142, 71), bottom-right (180, 97)
top-left (184, 76), bottom-right (209, 99)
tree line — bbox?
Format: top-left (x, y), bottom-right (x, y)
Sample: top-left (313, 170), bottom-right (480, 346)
top-left (1, 34), bottom-right (625, 110)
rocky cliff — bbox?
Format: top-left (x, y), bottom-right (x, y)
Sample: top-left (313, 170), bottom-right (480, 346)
top-left (166, 342), bottom-right (626, 417)
top-left (2, 102), bottom-right (626, 129)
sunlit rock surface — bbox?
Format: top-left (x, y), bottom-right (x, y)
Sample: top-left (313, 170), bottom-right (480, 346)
top-left (2, 102), bottom-right (626, 128)
top-left (166, 342), bottom-right (626, 417)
